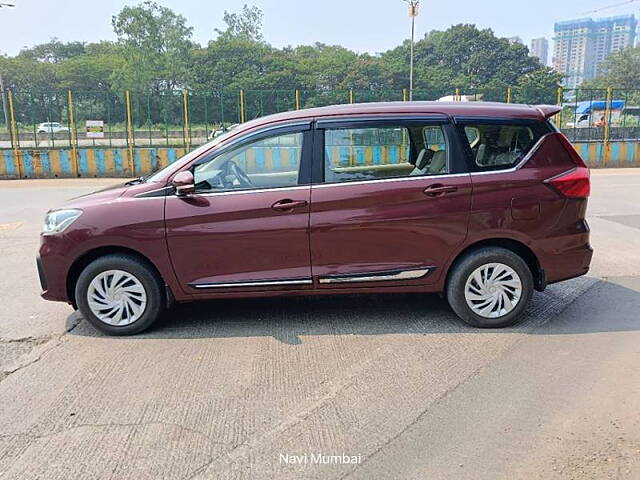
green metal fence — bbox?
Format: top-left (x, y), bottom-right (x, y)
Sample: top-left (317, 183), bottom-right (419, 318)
top-left (2, 86), bottom-right (639, 152)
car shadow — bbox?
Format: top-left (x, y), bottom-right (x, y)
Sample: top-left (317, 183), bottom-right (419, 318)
top-left (66, 276), bottom-right (640, 344)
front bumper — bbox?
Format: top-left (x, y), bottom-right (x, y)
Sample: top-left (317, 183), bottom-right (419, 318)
top-left (36, 255), bottom-right (48, 291)
top-left (38, 234), bottom-right (73, 303)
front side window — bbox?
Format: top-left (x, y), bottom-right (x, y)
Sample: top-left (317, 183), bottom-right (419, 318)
top-left (463, 124), bottom-right (538, 169)
top-left (194, 132), bottom-right (303, 192)
top-left (323, 124), bottom-right (448, 184)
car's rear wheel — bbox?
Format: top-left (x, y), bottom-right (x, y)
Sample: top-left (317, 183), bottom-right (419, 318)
top-left (446, 247), bottom-right (533, 328)
top-left (75, 254), bottom-right (163, 335)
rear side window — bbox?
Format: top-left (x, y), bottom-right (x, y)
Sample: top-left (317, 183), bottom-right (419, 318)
top-left (460, 123), bottom-right (543, 170)
top-left (323, 124), bottom-right (449, 184)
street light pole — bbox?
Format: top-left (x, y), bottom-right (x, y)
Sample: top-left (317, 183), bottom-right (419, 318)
top-left (404, 1), bottom-right (420, 101)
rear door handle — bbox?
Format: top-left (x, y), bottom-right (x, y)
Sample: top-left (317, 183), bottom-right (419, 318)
top-left (423, 184), bottom-right (458, 197)
top-left (271, 199), bottom-right (309, 211)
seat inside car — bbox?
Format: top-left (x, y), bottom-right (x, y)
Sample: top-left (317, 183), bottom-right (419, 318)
top-left (475, 127), bottom-right (535, 167)
top-left (410, 149), bottom-right (446, 176)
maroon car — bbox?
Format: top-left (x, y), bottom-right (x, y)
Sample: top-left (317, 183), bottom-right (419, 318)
top-left (38, 102), bottom-right (592, 335)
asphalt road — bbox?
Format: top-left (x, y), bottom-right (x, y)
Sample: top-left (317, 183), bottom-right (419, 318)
top-left (0, 172), bottom-right (639, 479)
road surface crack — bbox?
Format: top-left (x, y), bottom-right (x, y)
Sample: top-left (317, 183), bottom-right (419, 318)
top-left (0, 315), bottom-right (81, 384)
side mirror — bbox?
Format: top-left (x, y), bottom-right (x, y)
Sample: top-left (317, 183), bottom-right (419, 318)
top-left (172, 170), bottom-right (195, 196)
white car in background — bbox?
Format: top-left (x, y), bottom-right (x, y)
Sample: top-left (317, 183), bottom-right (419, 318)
top-left (437, 94), bottom-right (484, 102)
top-left (208, 123), bottom-right (239, 140)
top-left (37, 122), bottom-right (70, 134)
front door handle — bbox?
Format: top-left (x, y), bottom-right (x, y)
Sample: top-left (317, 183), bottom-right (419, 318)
top-left (271, 199), bottom-right (309, 211)
top-left (423, 184), bottom-right (458, 197)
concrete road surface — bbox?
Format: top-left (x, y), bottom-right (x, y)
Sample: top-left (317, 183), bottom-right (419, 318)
top-left (0, 171), bottom-right (639, 479)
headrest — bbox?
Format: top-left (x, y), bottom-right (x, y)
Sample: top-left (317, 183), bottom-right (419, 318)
top-left (428, 151), bottom-right (446, 174)
top-left (416, 149), bottom-right (434, 170)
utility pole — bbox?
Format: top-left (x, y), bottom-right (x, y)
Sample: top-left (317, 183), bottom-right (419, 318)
top-left (404, 1), bottom-right (420, 101)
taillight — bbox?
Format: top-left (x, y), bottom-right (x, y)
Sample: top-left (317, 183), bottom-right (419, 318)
top-left (544, 133), bottom-right (590, 198)
top-left (547, 167), bottom-right (591, 198)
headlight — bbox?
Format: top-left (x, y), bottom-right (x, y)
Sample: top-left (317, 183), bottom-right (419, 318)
top-left (42, 209), bottom-right (82, 235)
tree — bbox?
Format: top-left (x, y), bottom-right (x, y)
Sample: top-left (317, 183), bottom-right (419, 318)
top-left (18, 38), bottom-right (86, 64)
top-left (1, 4), bottom-right (575, 127)
top-left (192, 38), bottom-right (273, 91)
top-left (57, 53), bottom-right (124, 92)
top-left (215, 4), bottom-right (264, 42)
top-left (0, 55), bottom-right (58, 92)
top-left (111, 1), bottom-right (195, 92)
top-left (381, 24), bottom-right (552, 98)
top-left (585, 46), bottom-right (640, 90)
top-left (516, 68), bottom-right (563, 104)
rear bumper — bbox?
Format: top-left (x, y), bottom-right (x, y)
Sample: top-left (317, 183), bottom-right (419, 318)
top-left (538, 230), bottom-right (593, 285)
top-left (545, 245), bottom-right (593, 284)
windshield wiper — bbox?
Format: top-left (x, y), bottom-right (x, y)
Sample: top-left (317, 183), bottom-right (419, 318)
top-left (125, 176), bottom-right (145, 186)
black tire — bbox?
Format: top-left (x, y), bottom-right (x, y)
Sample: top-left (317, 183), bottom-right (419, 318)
top-left (446, 247), bottom-right (533, 328)
top-left (75, 254), bottom-right (164, 335)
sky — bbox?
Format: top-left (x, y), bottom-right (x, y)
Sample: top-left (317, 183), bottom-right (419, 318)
top-left (0, 0), bottom-right (639, 64)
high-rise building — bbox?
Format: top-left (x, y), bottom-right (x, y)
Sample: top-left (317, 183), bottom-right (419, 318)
top-left (530, 37), bottom-right (549, 65)
top-left (553, 15), bottom-right (637, 88)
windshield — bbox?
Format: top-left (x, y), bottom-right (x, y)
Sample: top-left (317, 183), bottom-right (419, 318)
top-left (145, 128), bottom-right (238, 183)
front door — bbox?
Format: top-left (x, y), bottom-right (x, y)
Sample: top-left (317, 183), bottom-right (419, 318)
top-left (310, 118), bottom-right (472, 287)
top-left (165, 125), bottom-right (313, 294)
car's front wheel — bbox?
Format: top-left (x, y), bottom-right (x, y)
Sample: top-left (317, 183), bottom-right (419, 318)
top-left (446, 247), bottom-right (533, 328)
top-left (75, 254), bottom-right (164, 335)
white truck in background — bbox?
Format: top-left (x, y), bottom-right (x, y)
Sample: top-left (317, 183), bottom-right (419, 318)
top-left (566, 100), bottom-right (625, 128)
